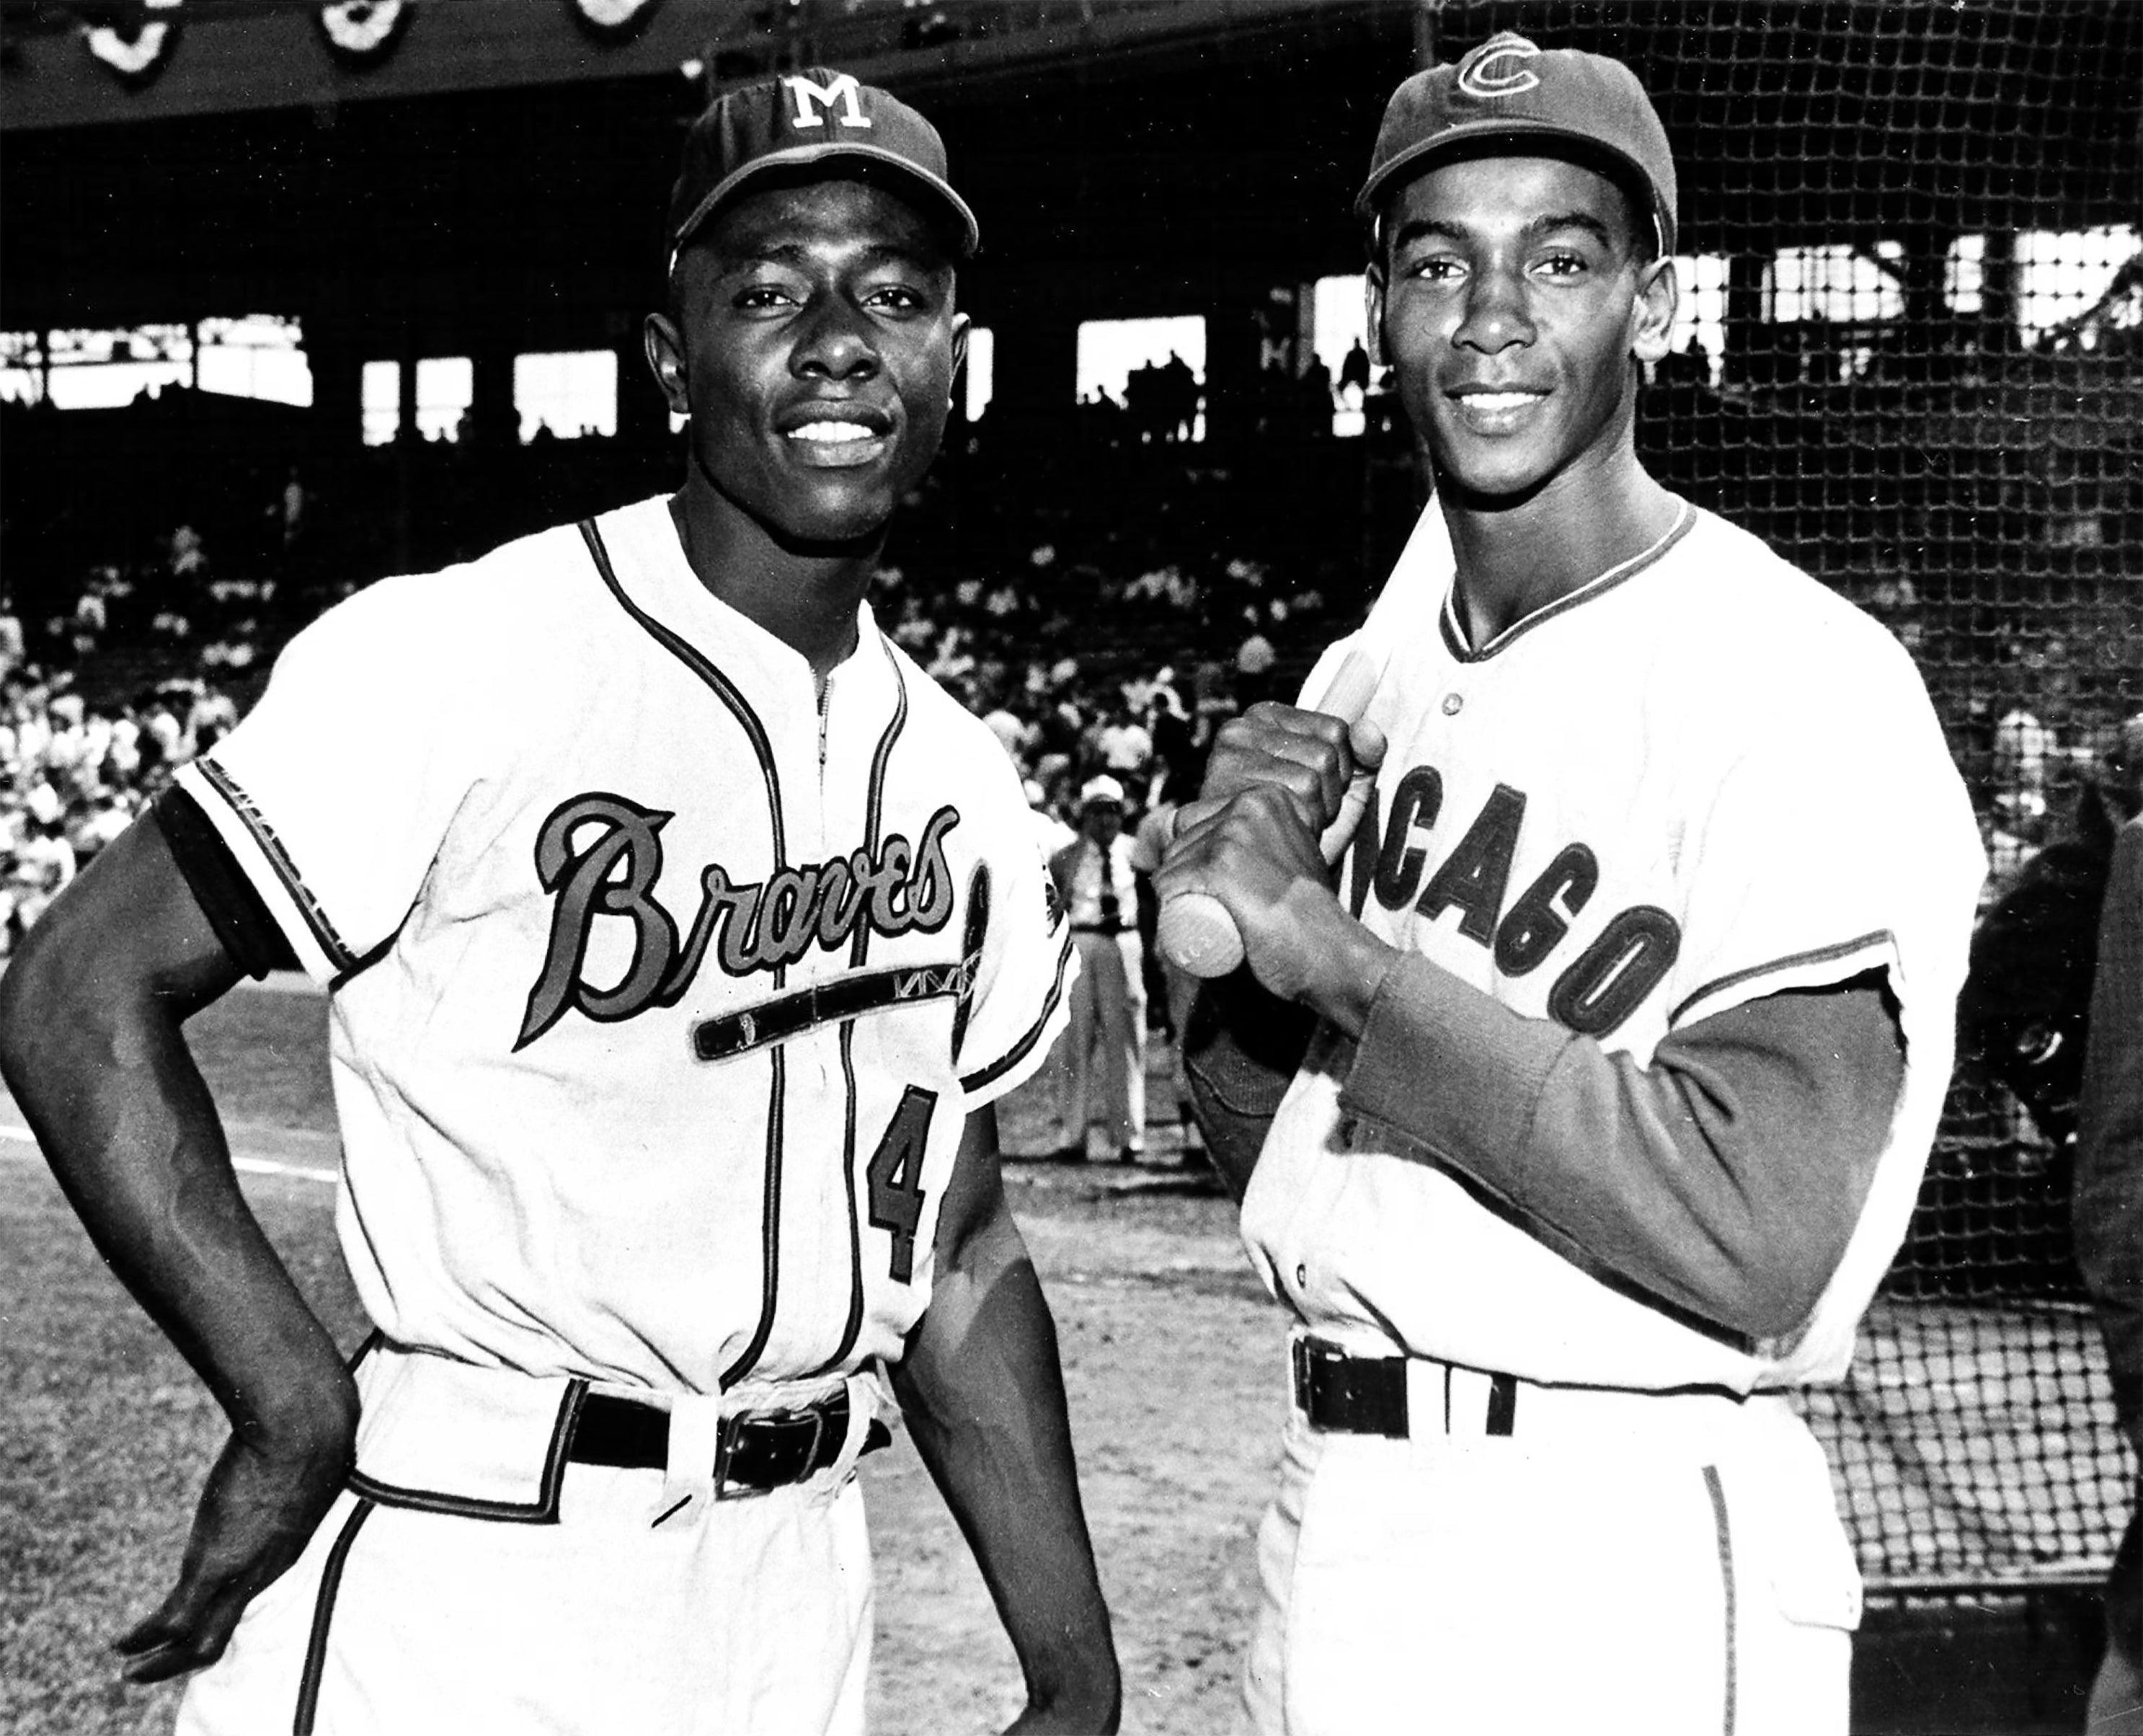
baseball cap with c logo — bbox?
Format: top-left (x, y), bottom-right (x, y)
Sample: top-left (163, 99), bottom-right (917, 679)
top-left (1356, 32), bottom-right (1677, 256)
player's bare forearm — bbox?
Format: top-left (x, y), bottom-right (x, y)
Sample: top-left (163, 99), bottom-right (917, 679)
top-left (893, 1110), bottom-right (1119, 1735)
top-left (0, 818), bottom-right (356, 1678)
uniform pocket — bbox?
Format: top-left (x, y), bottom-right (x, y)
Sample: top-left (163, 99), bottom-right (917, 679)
top-left (1718, 1423), bottom-right (1863, 1633)
top-left (347, 1339), bottom-right (584, 1519)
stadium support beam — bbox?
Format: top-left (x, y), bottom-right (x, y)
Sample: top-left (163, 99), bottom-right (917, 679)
top-left (1412, 0), bottom-right (1437, 72)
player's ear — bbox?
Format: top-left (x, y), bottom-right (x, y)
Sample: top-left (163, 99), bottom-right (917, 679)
top-left (643, 312), bottom-right (690, 417)
top-left (1365, 266), bottom-right (1390, 369)
top-left (949, 311), bottom-right (971, 410)
top-left (1630, 255), bottom-right (1677, 366)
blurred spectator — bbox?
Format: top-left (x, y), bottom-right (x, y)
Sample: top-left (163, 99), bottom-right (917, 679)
top-left (1995, 703), bottom-right (2059, 800)
top-left (0, 665), bottom-right (232, 952)
top-left (279, 466), bottom-right (309, 552)
top-left (10, 811), bottom-right (76, 943)
top-left (169, 523), bottom-right (208, 583)
top-left (1234, 631), bottom-right (1279, 712)
top-left (1960, 743), bottom-right (2142, 1152)
top-left (187, 684), bottom-right (239, 755)
top-left (1297, 354), bottom-right (1334, 432)
top-left (1050, 774), bottom-right (1147, 1164)
top-left (1338, 339), bottom-right (1372, 405)
top-left (1127, 743), bottom-right (1210, 1166)
top-left (1093, 701), bottom-right (1153, 784)
top-left (982, 707), bottom-right (1031, 763)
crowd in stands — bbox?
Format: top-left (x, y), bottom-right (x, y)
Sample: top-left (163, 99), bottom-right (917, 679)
top-left (0, 393), bottom-right (1375, 973)
top-left (6, 378), bottom-right (2131, 980)
top-left (0, 634), bottom-right (239, 957)
top-left (878, 531), bottom-right (1323, 826)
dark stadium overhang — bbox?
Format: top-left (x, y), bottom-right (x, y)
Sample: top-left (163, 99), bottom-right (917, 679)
top-left (0, 0), bottom-right (1380, 133)
top-left (1, 1), bottom-right (2135, 381)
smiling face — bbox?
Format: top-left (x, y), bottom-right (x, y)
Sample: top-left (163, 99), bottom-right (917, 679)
top-left (1367, 153), bottom-right (1674, 505)
top-left (646, 176), bottom-right (968, 550)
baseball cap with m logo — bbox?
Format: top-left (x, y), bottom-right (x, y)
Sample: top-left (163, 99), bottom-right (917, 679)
top-left (666, 68), bottom-right (981, 268)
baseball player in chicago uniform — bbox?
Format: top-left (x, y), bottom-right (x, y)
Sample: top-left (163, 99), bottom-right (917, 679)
top-left (1158, 35), bottom-right (1984, 1735)
top-left (0, 70), bottom-right (1119, 1735)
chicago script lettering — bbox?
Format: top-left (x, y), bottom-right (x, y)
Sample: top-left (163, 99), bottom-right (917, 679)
top-left (1368, 765), bottom-right (1677, 1037)
top-left (515, 794), bottom-right (962, 1049)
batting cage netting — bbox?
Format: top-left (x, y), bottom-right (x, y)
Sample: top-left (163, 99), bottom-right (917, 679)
top-left (1, 0), bottom-right (2135, 1606)
top-left (1404, 0), bottom-right (2139, 1594)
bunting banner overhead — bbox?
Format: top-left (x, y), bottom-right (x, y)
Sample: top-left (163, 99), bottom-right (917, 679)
top-left (81, 0), bottom-right (182, 85)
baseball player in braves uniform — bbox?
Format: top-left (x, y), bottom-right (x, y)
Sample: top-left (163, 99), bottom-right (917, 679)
top-left (0, 71), bottom-right (1119, 1735)
top-left (1158, 36), bottom-right (1984, 1735)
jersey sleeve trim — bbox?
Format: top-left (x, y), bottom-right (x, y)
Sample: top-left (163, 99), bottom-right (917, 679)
top-left (151, 787), bottom-right (301, 979)
top-left (957, 920), bottom-right (1075, 1097)
top-left (1669, 929), bottom-right (1897, 1029)
top-left (182, 756), bottom-right (360, 978)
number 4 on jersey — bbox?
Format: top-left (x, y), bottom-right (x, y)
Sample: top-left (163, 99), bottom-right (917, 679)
top-left (866, 1086), bottom-right (937, 1283)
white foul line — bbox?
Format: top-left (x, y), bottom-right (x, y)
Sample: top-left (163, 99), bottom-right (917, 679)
top-left (0, 1121), bottom-right (339, 1186)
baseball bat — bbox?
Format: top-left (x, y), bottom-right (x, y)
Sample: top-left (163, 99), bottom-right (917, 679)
top-left (1153, 489), bottom-right (1454, 980)
top-left (1156, 648), bottom-right (1385, 979)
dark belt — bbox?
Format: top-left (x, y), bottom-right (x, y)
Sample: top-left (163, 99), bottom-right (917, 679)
top-left (568, 1389), bottom-right (891, 1494)
top-left (1072, 924), bottom-right (1128, 935)
top-left (1292, 1336), bottom-right (1517, 1439)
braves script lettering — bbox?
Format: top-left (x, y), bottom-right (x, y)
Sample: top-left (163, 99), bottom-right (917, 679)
top-left (516, 793), bottom-right (960, 1049)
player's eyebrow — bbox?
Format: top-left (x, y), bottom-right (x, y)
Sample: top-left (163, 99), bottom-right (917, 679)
top-left (718, 239), bottom-right (817, 271)
top-left (1527, 211), bottom-right (1618, 248)
top-left (716, 238), bottom-right (949, 278)
top-left (1390, 210), bottom-right (1619, 253)
top-left (1388, 217), bottom-right (1468, 253)
top-left (707, 242), bottom-right (951, 293)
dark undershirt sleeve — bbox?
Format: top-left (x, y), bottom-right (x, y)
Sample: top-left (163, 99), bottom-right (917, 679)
top-left (1339, 955), bottom-right (1905, 1342)
top-left (1182, 973), bottom-right (1318, 1198)
top-left (151, 786), bottom-right (301, 980)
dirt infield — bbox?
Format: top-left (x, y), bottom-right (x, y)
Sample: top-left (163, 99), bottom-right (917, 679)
top-left (863, 1166), bottom-right (1285, 1733)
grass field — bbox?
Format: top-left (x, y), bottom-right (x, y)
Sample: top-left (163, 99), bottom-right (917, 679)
top-left (0, 980), bottom-right (1282, 1735)
top-left (1, 978), bottom-right (2131, 1733)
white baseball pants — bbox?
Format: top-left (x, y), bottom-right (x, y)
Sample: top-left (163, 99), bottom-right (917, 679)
top-left (177, 1348), bottom-right (876, 1736)
top-left (1064, 929), bottom-right (1146, 1159)
top-left (1243, 1352), bottom-right (1858, 1736)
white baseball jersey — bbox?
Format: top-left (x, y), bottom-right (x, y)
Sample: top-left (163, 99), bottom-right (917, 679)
top-left (1241, 498), bottom-right (1986, 1393)
top-left (176, 495), bottom-right (1074, 1404)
